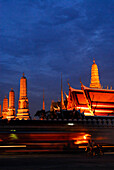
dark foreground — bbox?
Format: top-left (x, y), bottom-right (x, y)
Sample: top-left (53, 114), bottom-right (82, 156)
top-left (0, 153), bottom-right (114, 170)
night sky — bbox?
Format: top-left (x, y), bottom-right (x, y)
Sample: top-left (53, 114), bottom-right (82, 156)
top-left (0, 0), bottom-right (114, 118)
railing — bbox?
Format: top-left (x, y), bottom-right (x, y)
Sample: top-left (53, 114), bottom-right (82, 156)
top-left (41, 117), bottom-right (114, 127)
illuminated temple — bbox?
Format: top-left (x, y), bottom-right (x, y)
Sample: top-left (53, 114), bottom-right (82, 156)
top-left (2, 89), bottom-right (16, 120)
top-left (0, 60), bottom-right (114, 120)
top-left (17, 73), bottom-right (30, 120)
top-left (0, 73), bottom-right (30, 120)
top-left (67, 59), bottom-right (114, 116)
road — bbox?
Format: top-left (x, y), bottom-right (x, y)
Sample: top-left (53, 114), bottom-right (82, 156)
top-left (0, 153), bottom-right (114, 170)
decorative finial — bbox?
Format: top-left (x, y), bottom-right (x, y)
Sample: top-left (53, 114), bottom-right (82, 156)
top-left (93, 58), bottom-right (95, 64)
top-left (67, 79), bottom-right (70, 88)
top-left (80, 80), bottom-right (83, 88)
top-left (80, 77), bottom-right (82, 84)
top-left (11, 88), bottom-right (13, 90)
top-left (23, 72), bottom-right (25, 77)
top-left (64, 92), bottom-right (68, 98)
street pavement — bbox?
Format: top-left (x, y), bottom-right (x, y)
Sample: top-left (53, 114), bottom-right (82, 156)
top-left (0, 153), bottom-right (114, 170)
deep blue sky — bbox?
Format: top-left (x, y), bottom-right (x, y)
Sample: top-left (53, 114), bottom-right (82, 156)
top-left (0, 0), bottom-right (114, 118)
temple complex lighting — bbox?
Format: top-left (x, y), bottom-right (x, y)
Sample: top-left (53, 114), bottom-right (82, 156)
top-left (17, 73), bottom-right (30, 120)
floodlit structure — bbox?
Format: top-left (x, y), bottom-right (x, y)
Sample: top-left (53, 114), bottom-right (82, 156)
top-left (17, 73), bottom-right (30, 120)
top-left (67, 59), bottom-right (114, 116)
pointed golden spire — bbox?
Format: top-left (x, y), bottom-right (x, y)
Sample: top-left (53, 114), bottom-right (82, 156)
top-left (90, 59), bottom-right (101, 88)
top-left (43, 89), bottom-right (45, 110)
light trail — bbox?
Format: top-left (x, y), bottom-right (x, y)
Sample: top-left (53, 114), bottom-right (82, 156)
top-left (104, 152), bottom-right (114, 154)
top-left (79, 145), bottom-right (114, 149)
top-left (0, 145), bottom-right (26, 148)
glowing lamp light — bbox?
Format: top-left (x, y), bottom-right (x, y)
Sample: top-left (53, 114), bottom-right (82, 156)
top-left (83, 135), bottom-right (86, 139)
top-left (68, 123), bottom-right (74, 126)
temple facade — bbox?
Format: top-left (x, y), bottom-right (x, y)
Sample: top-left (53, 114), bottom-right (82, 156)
top-left (67, 59), bottom-right (114, 116)
top-left (17, 73), bottom-right (30, 120)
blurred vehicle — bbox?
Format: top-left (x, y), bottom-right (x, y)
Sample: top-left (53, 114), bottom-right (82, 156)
top-left (73, 134), bottom-right (91, 145)
top-left (85, 142), bottom-right (104, 157)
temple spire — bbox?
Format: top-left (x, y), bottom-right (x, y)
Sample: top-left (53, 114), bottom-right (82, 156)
top-left (43, 89), bottom-right (45, 110)
top-left (17, 73), bottom-right (30, 120)
top-left (61, 73), bottom-right (64, 109)
top-left (90, 59), bottom-right (101, 88)
top-left (7, 88), bottom-right (15, 120)
top-left (2, 95), bottom-right (8, 119)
